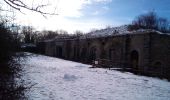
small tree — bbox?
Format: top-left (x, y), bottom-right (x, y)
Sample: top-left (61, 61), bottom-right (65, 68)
top-left (0, 17), bottom-right (18, 62)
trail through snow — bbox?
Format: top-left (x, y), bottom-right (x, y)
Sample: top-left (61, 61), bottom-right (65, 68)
top-left (19, 53), bottom-right (170, 100)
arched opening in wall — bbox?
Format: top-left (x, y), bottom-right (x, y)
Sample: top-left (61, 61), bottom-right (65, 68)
top-left (130, 50), bottom-right (139, 70)
top-left (56, 46), bottom-right (63, 58)
top-left (109, 48), bottom-right (115, 60)
top-left (66, 41), bottom-right (71, 59)
top-left (73, 46), bottom-right (77, 58)
top-left (80, 48), bottom-right (87, 61)
top-left (107, 42), bottom-right (122, 63)
top-left (90, 46), bottom-right (96, 61)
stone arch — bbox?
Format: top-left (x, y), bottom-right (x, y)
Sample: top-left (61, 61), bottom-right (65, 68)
top-left (104, 40), bottom-right (122, 62)
top-left (88, 40), bottom-right (102, 60)
top-left (73, 46), bottom-right (77, 58)
top-left (130, 50), bottom-right (139, 69)
top-left (55, 46), bottom-right (63, 58)
top-left (80, 48), bottom-right (87, 57)
top-left (80, 47), bottom-right (87, 60)
top-left (89, 46), bottom-right (97, 61)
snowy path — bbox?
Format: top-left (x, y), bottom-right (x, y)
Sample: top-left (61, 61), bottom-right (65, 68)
top-left (19, 53), bottom-right (170, 100)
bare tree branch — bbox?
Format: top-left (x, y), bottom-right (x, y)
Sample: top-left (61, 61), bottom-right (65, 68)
top-left (4, 0), bottom-right (21, 11)
top-left (3, 0), bottom-right (58, 16)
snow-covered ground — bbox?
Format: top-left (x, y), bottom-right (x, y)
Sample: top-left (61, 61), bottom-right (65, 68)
top-left (19, 53), bottom-right (170, 100)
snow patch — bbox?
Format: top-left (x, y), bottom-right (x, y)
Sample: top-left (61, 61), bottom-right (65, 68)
top-left (19, 53), bottom-right (170, 100)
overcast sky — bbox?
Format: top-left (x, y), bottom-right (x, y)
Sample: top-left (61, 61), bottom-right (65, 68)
top-left (1, 0), bottom-right (170, 33)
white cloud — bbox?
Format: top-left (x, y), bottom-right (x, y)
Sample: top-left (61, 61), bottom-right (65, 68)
top-left (7, 0), bottom-right (115, 33)
top-left (57, 0), bottom-right (112, 17)
top-left (15, 13), bottom-right (115, 33)
top-left (91, 6), bottom-right (109, 15)
top-left (57, 0), bottom-right (90, 17)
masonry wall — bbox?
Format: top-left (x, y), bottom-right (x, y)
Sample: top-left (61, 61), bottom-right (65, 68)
top-left (45, 41), bottom-right (55, 56)
top-left (37, 41), bottom-right (45, 54)
top-left (127, 33), bottom-right (151, 70)
top-left (150, 33), bottom-right (170, 77)
top-left (73, 36), bottom-right (125, 64)
top-left (43, 33), bottom-right (151, 69)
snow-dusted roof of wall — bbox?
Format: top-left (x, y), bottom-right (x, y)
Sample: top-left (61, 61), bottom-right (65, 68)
top-left (80, 25), bottom-right (129, 39)
top-left (43, 25), bottom-right (170, 42)
top-left (80, 25), bottom-right (170, 39)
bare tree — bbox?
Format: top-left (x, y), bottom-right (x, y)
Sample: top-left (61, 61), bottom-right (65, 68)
top-left (41, 30), bottom-right (59, 40)
top-left (132, 11), bottom-right (157, 29)
top-left (74, 30), bottom-right (84, 37)
top-left (0, 15), bottom-right (20, 61)
top-left (129, 11), bottom-right (170, 32)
